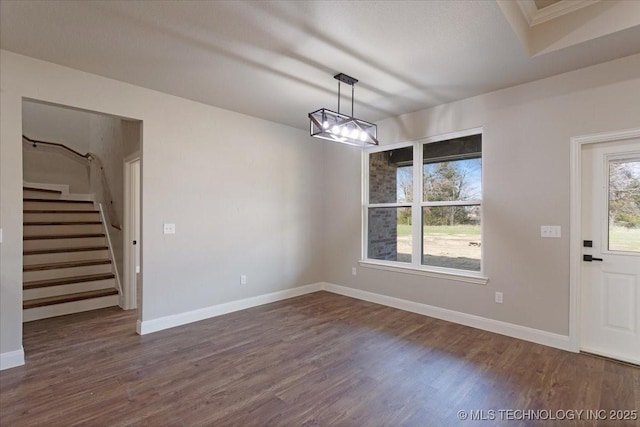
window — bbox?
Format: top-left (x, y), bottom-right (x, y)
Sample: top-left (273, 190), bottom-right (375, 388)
top-left (608, 157), bottom-right (640, 253)
top-left (365, 130), bottom-right (482, 275)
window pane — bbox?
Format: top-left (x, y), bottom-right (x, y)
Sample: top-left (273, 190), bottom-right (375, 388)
top-left (368, 207), bottom-right (412, 263)
top-left (609, 158), bottom-right (640, 252)
top-left (423, 158), bottom-right (482, 202)
top-left (369, 146), bottom-right (413, 203)
top-left (422, 206), bottom-right (481, 271)
top-left (423, 134), bottom-right (481, 163)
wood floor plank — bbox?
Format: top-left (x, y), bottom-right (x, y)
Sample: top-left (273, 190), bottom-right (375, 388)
top-left (1, 291), bottom-right (638, 426)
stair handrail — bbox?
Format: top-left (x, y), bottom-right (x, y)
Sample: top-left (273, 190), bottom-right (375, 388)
top-left (22, 135), bottom-right (122, 230)
top-left (23, 135), bottom-right (91, 160)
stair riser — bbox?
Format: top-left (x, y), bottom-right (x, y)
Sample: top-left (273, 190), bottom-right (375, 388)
top-left (24, 212), bottom-right (101, 222)
top-left (23, 294), bottom-right (119, 322)
top-left (24, 279), bottom-right (116, 300)
top-left (24, 250), bottom-right (110, 265)
top-left (24, 237), bottom-right (106, 251)
top-left (24, 224), bottom-right (104, 236)
top-left (23, 190), bottom-right (62, 199)
top-left (23, 201), bottom-right (95, 211)
top-left (24, 263), bottom-right (112, 282)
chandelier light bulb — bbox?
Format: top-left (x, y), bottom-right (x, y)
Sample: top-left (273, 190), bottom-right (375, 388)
top-left (341, 127), bottom-right (349, 137)
top-left (332, 125), bottom-right (340, 134)
top-left (323, 121), bottom-right (329, 129)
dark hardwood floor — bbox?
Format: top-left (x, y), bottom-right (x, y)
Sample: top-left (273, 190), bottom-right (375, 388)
top-left (1, 291), bottom-right (638, 426)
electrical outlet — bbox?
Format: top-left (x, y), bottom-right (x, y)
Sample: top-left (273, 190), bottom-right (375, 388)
top-left (163, 223), bottom-right (176, 234)
top-left (352, 267), bottom-right (357, 276)
top-left (495, 292), bottom-right (503, 304)
top-left (240, 275), bottom-right (247, 285)
top-left (540, 225), bottom-right (561, 238)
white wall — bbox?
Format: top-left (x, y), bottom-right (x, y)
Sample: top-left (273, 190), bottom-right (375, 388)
top-left (22, 101), bottom-right (93, 192)
top-left (122, 120), bottom-right (141, 159)
top-left (22, 101), bottom-right (92, 152)
top-left (22, 144), bottom-right (92, 193)
top-left (323, 53), bottom-right (640, 337)
top-left (0, 50), bottom-right (324, 358)
top-left (88, 114), bottom-right (125, 277)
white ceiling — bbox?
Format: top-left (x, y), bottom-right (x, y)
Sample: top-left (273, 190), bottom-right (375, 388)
top-left (1, 0), bottom-right (639, 130)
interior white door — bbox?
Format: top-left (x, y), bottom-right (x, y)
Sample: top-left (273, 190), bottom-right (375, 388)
top-left (581, 139), bottom-right (640, 364)
top-left (124, 155), bottom-right (141, 310)
top-left (133, 159), bottom-right (140, 275)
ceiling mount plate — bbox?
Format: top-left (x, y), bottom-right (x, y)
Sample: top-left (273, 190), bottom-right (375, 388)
top-left (334, 73), bottom-right (358, 86)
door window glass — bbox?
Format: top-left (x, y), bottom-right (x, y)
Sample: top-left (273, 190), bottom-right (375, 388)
top-left (609, 158), bottom-right (640, 253)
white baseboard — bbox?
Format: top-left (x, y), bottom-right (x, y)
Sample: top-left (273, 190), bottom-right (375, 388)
top-left (137, 283), bottom-right (324, 335)
top-left (0, 347), bottom-right (25, 371)
top-left (134, 281), bottom-right (572, 352)
top-left (322, 283), bottom-right (574, 352)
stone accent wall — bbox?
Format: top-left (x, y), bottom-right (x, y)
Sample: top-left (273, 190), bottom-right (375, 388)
top-left (368, 152), bottom-right (398, 261)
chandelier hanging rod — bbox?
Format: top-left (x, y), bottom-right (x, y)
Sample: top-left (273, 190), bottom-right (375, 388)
top-left (335, 72), bottom-right (358, 117)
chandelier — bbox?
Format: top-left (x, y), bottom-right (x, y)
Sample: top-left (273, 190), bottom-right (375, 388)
top-left (308, 73), bottom-right (378, 146)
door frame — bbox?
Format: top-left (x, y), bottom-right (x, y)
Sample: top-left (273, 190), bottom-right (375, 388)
top-left (123, 152), bottom-right (140, 310)
top-left (569, 127), bottom-right (640, 353)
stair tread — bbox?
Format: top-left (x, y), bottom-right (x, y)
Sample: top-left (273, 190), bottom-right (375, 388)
top-left (23, 187), bottom-right (63, 194)
top-left (23, 198), bottom-right (93, 204)
top-left (23, 288), bottom-right (118, 309)
top-left (24, 259), bottom-right (111, 272)
top-left (24, 273), bottom-right (116, 289)
top-left (24, 210), bottom-right (100, 214)
top-left (24, 233), bottom-right (105, 240)
top-left (24, 221), bottom-right (102, 226)
top-left (24, 246), bottom-right (109, 255)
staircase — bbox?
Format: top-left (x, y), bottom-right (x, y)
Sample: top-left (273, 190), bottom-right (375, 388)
top-left (23, 185), bottom-right (120, 322)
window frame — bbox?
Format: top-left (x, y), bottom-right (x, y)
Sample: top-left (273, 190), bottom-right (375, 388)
top-left (362, 127), bottom-right (488, 284)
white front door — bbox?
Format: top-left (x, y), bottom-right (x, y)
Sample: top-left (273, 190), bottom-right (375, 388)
top-left (581, 138), bottom-right (640, 364)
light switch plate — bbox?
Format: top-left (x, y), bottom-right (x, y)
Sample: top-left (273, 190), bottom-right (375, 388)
top-left (163, 223), bottom-right (176, 234)
top-left (541, 225), bottom-right (561, 238)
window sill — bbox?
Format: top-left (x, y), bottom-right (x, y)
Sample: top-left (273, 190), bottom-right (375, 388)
top-left (358, 260), bottom-right (489, 285)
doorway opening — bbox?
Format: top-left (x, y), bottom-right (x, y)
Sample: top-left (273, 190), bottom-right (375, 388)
top-left (21, 98), bottom-right (142, 333)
